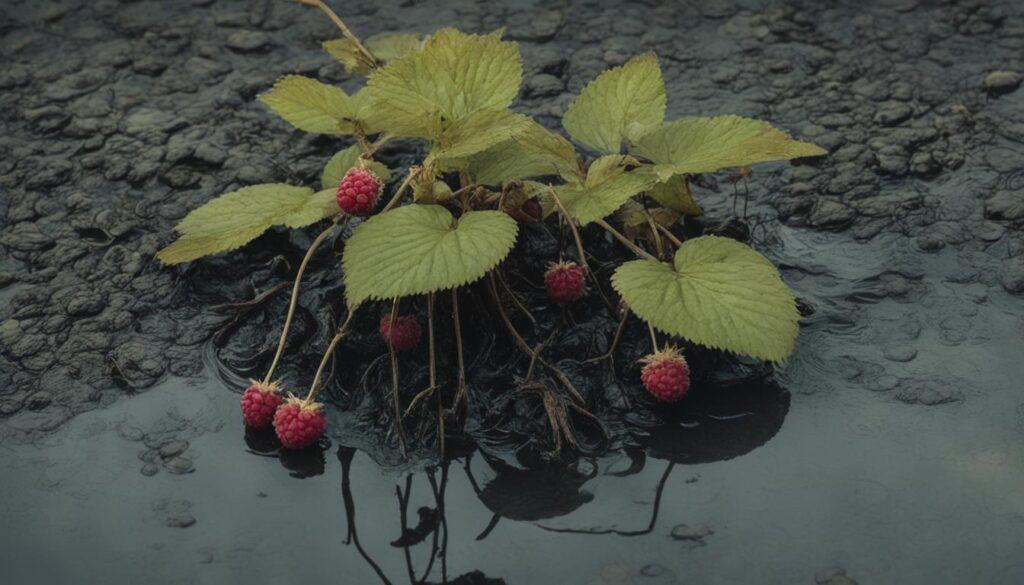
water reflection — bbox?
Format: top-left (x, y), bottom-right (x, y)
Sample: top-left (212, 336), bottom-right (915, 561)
top-left (324, 381), bottom-right (789, 584)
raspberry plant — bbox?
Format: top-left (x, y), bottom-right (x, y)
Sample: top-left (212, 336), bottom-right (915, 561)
top-left (157, 0), bottom-right (824, 451)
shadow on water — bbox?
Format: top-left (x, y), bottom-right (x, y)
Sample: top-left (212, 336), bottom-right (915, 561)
top-left (317, 381), bottom-right (789, 585)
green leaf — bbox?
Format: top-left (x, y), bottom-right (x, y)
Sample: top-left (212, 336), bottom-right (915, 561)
top-left (366, 28), bottom-right (522, 138)
top-left (557, 155), bottom-right (659, 225)
top-left (343, 204), bottom-right (518, 306)
top-left (466, 119), bottom-right (581, 185)
top-left (321, 145), bottom-right (392, 190)
top-left (365, 32), bottom-right (422, 62)
top-left (647, 174), bottom-right (701, 216)
top-left (322, 39), bottom-right (374, 75)
top-left (156, 184), bottom-right (335, 265)
top-left (562, 53), bottom-right (665, 154)
top-left (426, 109), bottom-right (534, 168)
top-left (633, 115), bottom-right (827, 179)
top-left (611, 236), bottom-right (799, 363)
top-left (259, 75), bottom-right (367, 135)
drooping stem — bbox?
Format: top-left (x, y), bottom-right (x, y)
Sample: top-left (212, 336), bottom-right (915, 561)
top-left (647, 323), bottom-right (659, 353)
top-left (381, 167), bottom-right (421, 213)
top-left (303, 308), bottom-right (357, 404)
top-left (595, 218), bottom-right (659, 262)
top-left (388, 298), bottom-right (407, 451)
top-left (548, 189), bottom-right (617, 313)
top-left (451, 288), bottom-right (468, 410)
top-left (294, 0), bottom-right (376, 67)
top-left (263, 219), bottom-right (344, 385)
top-left (494, 269), bottom-right (536, 326)
top-left (427, 293), bottom-right (445, 457)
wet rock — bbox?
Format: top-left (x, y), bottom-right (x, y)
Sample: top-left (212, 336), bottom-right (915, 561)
top-left (164, 456), bottom-right (195, 474)
top-left (140, 463), bottom-right (159, 476)
top-left (984, 191), bottom-right (1024, 221)
top-left (983, 70), bottom-right (1022, 94)
top-left (159, 440), bottom-right (189, 459)
top-left (226, 31), bottom-right (271, 53)
top-left (110, 342), bottom-right (167, 389)
top-left (1001, 264), bottom-right (1024, 295)
top-left (64, 290), bottom-right (107, 317)
top-left (874, 102), bottom-right (912, 126)
top-left (816, 567), bottom-right (859, 585)
top-left (523, 73), bottom-right (564, 98)
top-left (670, 523), bottom-right (713, 545)
top-left (808, 199), bottom-right (855, 229)
top-left (883, 346), bottom-right (917, 362)
top-left (909, 151), bottom-right (939, 177)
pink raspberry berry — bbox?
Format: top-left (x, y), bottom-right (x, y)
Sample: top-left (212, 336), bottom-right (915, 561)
top-left (240, 380), bottom-right (284, 429)
top-left (336, 167), bottom-right (381, 215)
top-left (273, 397), bottom-right (327, 450)
top-left (379, 314), bottom-right (421, 351)
top-left (544, 261), bottom-right (586, 304)
top-left (640, 348), bottom-right (691, 402)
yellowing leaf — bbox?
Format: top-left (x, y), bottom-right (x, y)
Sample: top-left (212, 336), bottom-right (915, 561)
top-left (611, 236), bottom-right (799, 363)
top-left (321, 145), bottom-right (392, 190)
top-left (365, 32), bottom-right (422, 62)
top-left (558, 155), bottom-right (659, 225)
top-left (467, 120), bottom-right (581, 185)
top-left (648, 174), bottom-right (700, 216)
top-left (367, 28), bottom-right (522, 138)
top-left (562, 53), bottom-right (666, 154)
top-left (259, 75), bottom-right (367, 135)
top-left (633, 115), bottom-right (827, 179)
top-left (156, 184), bottom-right (335, 264)
top-left (427, 109), bottom-right (534, 168)
top-left (323, 39), bottom-right (374, 75)
top-left (343, 204), bottom-right (518, 306)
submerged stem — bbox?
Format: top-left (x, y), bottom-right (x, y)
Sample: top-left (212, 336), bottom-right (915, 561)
top-left (303, 309), bottom-right (357, 404)
top-left (263, 219), bottom-right (343, 385)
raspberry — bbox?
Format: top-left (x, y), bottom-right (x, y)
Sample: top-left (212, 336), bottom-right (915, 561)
top-left (273, 397), bottom-right (327, 450)
top-left (336, 167), bottom-right (381, 215)
top-left (380, 314), bottom-right (421, 351)
top-left (240, 380), bottom-right (284, 429)
top-left (640, 348), bottom-right (690, 402)
top-left (545, 261), bottom-right (586, 304)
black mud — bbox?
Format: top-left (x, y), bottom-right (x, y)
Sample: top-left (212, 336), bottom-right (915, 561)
top-left (2, 0), bottom-right (1023, 583)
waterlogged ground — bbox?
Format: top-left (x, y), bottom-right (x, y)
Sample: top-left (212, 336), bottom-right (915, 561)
top-left (2, 0), bottom-right (1024, 583)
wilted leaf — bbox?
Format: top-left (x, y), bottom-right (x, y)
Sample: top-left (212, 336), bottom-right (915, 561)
top-left (647, 174), bottom-right (700, 216)
top-left (321, 145), bottom-right (392, 190)
top-left (157, 184), bottom-right (335, 264)
top-left (259, 75), bottom-right (369, 135)
top-left (367, 28), bottom-right (522, 138)
top-left (466, 119), bottom-right (581, 185)
top-left (633, 115), bottom-right (827, 180)
top-left (343, 204), bottom-right (518, 306)
top-left (611, 235), bottom-right (799, 363)
top-left (562, 53), bottom-right (665, 154)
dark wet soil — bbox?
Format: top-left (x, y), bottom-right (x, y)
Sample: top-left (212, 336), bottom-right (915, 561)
top-left (2, 0), bottom-right (1024, 583)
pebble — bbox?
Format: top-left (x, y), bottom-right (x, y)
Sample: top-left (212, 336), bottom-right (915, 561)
top-left (984, 70), bottom-right (1022, 94)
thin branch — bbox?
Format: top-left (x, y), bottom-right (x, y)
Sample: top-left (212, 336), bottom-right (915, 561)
top-left (655, 222), bottom-right (684, 247)
top-left (294, 0), bottom-right (376, 67)
top-left (303, 308), bottom-right (357, 403)
top-left (452, 288), bottom-right (468, 410)
top-left (264, 219), bottom-right (343, 385)
top-left (595, 218), bottom-right (659, 262)
top-left (388, 298), bottom-right (407, 452)
top-left (381, 167), bottom-right (421, 213)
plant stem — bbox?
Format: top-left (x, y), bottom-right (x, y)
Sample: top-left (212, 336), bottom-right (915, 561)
top-left (381, 167), bottom-right (420, 213)
top-left (294, 0), bottom-right (376, 67)
top-left (388, 298), bottom-right (407, 452)
top-left (647, 323), bottom-right (659, 353)
top-left (427, 293), bottom-right (445, 457)
top-left (303, 308), bottom-right (357, 404)
top-left (548, 189), bottom-right (617, 313)
top-left (595, 218), bottom-right (659, 262)
top-left (263, 219), bottom-right (343, 385)
top-left (655, 222), bottom-right (684, 248)
top-left (451, 288), bottom-right (468, 410)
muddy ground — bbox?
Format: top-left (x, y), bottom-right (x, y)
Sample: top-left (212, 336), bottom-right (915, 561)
top-left (1, 0), bottom-right (1023, 583)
